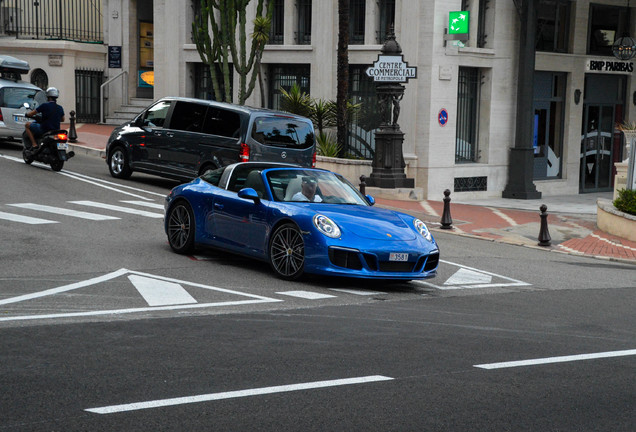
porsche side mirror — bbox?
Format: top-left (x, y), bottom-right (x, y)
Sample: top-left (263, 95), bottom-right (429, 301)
top-left (365, 195), bottom-right (375, 206)
top-left (238, 188), bottom-right (261, 204)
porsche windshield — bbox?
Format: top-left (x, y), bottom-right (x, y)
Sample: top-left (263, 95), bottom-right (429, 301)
top-left (266, 169), bottom-right (369, 205)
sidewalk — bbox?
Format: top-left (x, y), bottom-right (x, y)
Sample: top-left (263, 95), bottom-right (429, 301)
top-left (66, 123), bottom-right (636, 265)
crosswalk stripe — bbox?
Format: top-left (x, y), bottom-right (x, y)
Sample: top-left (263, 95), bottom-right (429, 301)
top-left (276, 291), bottom-right (336, 300)
top-left (69, 201), bottom-right (164, 218)
top-left (8, 203), bottom-right (119, 220)
top-left (0, 211), bottom-right (57, 225)
top-left (120, 200), bottom-right (165, 210)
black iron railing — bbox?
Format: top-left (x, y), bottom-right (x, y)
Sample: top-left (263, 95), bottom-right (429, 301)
top-left (1, 0), bottom-right (103, 43)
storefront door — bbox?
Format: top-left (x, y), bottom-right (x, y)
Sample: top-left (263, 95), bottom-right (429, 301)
top-left (579, 74), bottom-right (625, 193)
top-left (580, 104), bottom-right (614, 192)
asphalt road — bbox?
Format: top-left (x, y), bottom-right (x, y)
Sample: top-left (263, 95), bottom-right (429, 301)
top-left (1, 142), bottom-right (634, 431)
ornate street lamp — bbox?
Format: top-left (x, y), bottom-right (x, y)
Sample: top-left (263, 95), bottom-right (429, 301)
top-left (612, 36), bottom-right (636, 60)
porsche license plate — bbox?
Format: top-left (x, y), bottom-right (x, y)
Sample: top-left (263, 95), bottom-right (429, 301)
top-left (389, 253), bottom-right (409, 262)
top-left (57, 142), bottom-right (68, 150)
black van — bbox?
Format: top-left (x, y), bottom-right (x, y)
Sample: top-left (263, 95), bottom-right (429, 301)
top-left (105, 97), bottom-right (315, 181)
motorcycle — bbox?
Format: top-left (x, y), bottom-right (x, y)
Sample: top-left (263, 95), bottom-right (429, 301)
top-left (21, 104), bottom-right (74, 172)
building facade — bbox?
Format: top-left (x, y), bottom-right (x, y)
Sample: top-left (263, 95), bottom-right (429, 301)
top-left (3, 0), bottom-right (634, 199)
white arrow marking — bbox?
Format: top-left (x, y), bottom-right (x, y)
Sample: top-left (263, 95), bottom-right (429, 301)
top-left (444, 268), bottom-right (492, 286)
top-left (128, 275), bottom-right (197, 306)
top-left (85, 375), bottom-right (394, 414)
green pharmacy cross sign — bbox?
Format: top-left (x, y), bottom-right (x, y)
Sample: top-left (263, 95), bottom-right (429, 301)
top-left (448, 11), bottom-right (469, 35)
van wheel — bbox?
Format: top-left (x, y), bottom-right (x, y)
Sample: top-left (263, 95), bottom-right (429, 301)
top-left (198, 163), bottom-right (216, 177)
top-left (109, 146), bottom-right (132, 179)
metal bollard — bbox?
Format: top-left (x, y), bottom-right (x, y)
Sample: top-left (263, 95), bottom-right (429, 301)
top-left (68, 110), bottom-right (78, 143)
top-left (538, 204), bottom-right (552, 246)
top-left (359, 175), bottom-right (366, 196)
top-left (440, 189), bottom-right (453, 229)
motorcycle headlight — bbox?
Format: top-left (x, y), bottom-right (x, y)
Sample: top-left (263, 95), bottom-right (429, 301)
top-left (313, 214), bottom-right (341, 238)
top-left (413, 218), bottom-right (432, 242)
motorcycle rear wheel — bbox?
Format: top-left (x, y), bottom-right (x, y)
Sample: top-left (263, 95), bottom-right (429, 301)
top-left (50, 160), bottom-right (64, 171)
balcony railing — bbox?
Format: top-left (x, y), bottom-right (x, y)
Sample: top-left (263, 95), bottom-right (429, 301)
top-left (0, 0), bottom-right (103, 43)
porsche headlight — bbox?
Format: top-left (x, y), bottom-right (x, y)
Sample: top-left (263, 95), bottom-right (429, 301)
top-left (413, 218), bottom-right (432, 242)
top-left (313, 214), bottom-right (341, 238)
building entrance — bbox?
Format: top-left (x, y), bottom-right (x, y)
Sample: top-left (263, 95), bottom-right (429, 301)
top-left (579, 75), bottom-right (625, 192)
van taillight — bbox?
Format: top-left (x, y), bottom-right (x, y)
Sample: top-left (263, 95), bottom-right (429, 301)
top-left (312, 151), bottom-right (316, 168)
top-left (239, 143), bottom-right (250, 162)
top-left (0, 111), bottom-right (3, 122)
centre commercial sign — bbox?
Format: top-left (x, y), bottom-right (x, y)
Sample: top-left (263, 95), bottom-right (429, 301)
top-left (365, 55), bottom-right (417, 83)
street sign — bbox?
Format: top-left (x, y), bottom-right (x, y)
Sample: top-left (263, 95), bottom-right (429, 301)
top-left (448, 11), bottom-right (469, 35)
top-left (438, 108), bottom-right (448, 127)
top-left (366, 55), bottom-right (417, 83)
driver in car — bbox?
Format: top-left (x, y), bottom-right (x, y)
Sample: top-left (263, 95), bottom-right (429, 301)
top-left (292, 176), bottom-right (323, 202)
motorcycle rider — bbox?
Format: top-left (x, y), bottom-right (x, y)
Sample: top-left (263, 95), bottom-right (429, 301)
top-left (25, 87), bottom-right (65, 153)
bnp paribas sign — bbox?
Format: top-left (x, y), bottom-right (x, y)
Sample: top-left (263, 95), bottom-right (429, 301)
top-left (366, 55), bottom-right (417, 83)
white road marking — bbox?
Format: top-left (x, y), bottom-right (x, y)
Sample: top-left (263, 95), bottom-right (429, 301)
top-left (85, 375), bottom-right (394, 414)
top-left (419, 201), bottom-right (439, 218)
top-left (330, 288), bottom-right (385, 296)
top-left (443, 268), bottom-right (492, 286)
top-left (120, 200), bottom-right (165, 209)
top-left (0, 269), bottom-right (282, 322)
top-left (70, 200), bottom-right (163, 218)
top-left (0, 211), bottom-right (57, 224)
top-left (276, 290), bottom-right (336, 300)
top-left (413, 259), bottom-right (531, 290)
top-left (59, 170), bottom-right (164, 198)
top-left (475, 349), bottom-right (636, 370)
top-left (128, 275), bottom-right (197, 306)
top-left (487, 207), bottom-right (518, 226)
top-left (7, 203), bottom-right (119, 220)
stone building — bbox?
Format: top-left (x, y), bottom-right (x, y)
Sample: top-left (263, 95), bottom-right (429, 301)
top-left (3, 1), bottom-right (634, 198)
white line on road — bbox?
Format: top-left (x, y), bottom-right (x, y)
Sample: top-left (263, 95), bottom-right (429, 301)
top-left (330, 288), bottom-right (385, 296)
top-left (120, 200), bottom-right (165, 209)
top-left (85, 375), bottom-right (394, 414)
top-left (7, 203), bottom-right (119, 220)
top-left (69, 200), bottom-right (163, 218)
top-left (474, 349), bottom-right (636, 369)
top-left (60, 170), bottom-right (165, 198)
top-left (0, 211), bottom-right (57, 224)
top-left (276, 290), bottom-right (337, 299)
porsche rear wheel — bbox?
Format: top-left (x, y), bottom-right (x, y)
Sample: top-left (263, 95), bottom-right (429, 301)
top-left (269, 223), bottom-right (305, 280)
top-left (167, 201), bottom-right (195, 254)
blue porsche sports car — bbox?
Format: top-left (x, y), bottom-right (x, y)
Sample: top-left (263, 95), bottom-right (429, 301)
top-left (164, 162), bottom-right (439, 280)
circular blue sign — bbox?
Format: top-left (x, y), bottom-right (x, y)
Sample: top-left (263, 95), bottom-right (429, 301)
top-left (438, 108), bottom-right (448, 127)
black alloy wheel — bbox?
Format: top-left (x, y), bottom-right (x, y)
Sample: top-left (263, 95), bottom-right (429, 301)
top-left (167, 201), bottom-right (195, 254)
top-left (269, 223), bottom-right (305, 280)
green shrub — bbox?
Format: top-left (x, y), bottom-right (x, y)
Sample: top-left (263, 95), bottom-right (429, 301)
top-left (316, 132), bottom-right (341, 157)
top-left (613, 188), bottom-right (636, 216)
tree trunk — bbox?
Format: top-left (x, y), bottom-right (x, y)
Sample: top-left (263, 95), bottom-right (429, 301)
top-left (336, 0), bottom-right (350, 157)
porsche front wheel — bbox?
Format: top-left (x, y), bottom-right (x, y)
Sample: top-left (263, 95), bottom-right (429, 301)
top-left (269, 223), bottom-right (305, 280)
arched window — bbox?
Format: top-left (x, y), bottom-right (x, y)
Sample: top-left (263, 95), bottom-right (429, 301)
top-left (30, 68), bottom-right (48, 90)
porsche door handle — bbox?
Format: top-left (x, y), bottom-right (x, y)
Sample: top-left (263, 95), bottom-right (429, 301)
top-left (214, 203), bottom-right (224, 210)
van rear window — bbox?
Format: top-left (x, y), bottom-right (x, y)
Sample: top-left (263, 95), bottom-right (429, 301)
top-left (251, 116), bottom-right (314, 149)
